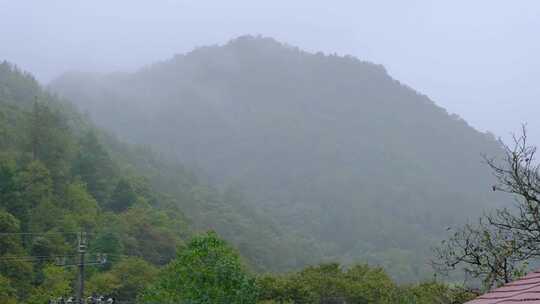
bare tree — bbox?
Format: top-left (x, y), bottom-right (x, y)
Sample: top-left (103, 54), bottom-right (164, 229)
top-left (485, 126), bottom-right (540, 259)
top-left (433, 218), bottom-right (528, 289)
top-left (434, 126), bottom-right (538, 289)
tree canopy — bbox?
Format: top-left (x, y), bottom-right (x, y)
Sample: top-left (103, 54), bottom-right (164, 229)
top-left (140, 231), bottom-right (258, 304)
top-left (51, 36), bottom-right (505, 280)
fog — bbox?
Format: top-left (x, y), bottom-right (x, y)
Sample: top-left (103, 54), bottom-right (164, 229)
top-left (0, 0), bottom-right (539, 144)
top-left (3, 1), bottom-right (540, 295)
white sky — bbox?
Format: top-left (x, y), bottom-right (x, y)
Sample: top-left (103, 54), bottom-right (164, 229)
top-left (1, 0), bottom-right (538, 145)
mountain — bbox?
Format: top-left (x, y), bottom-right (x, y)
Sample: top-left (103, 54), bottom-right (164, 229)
top-left (0, 61), bottom-right (333, 303)
top-left (50, 36), bottom-right (504, 281)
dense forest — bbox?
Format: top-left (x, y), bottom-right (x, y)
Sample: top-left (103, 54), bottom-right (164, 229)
top-left (52, 36), bottom-right (505, 281)
top-left (0, 57), bottom-right (483, 304)
top-left (0, 61), bottom-right (333, 303)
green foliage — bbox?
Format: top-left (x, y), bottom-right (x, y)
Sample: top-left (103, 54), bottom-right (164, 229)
top-left (108, 179), bottom-right (137, 212)
top-left (28, 100), bottom-right (75, 188)
top-left (0, 274), bottom-right (17, 304)
top-left (257, 275), bottom-right (302, 304)
top-left (0, 62), bottom-right (194, 302)
top-left (257, 263), bottom-right (395, 303)
top-left (72, 131), bottom-right (115, 205)
top-left (0, 210), bottom-right (23, 255)
top-left (0, 54), bottom-right (488, 304)
top-left (296, 263), bottom-right (347, 303)
top-left (61, 181), bottom-right (99, 231)
top-left (27, 265), bottom-right (73, 304)
top-left (86, 272), bottom-right (121, 296)
top-left (0, 209), bottom-right (33, 298)
top-left (0, 61), bottom-right (42, 107)
top-left (90, 230), bottom-right (124, 270)
top-left (11, 160), bottom-right (52, 228)
top-left (140, 231), bottom-right (258, 304)
top-left (343, 264), bottom-right (396, 303)
top-left (87, 257), bottom-right (158, 300)
top-left (0, 156), bottom-right (17, 207)
top-left (51, 36), bottom-right (504, 279)
top-left (119, 202), bottom-right (181, 264)
top-left (257, 264), bottom-right (476, 304)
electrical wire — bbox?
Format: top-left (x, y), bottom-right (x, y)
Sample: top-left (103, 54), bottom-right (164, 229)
top-left (0, 232), bottom-right (95, 236)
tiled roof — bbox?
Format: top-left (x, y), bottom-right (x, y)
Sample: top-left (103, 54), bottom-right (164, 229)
top-left (466, 270), bottom-right (540, 303)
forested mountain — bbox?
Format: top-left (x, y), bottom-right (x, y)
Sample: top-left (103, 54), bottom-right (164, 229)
top-left (51, 36), bottom-right (504, 281)
top-left (0, 61), bottom-right (328, 302)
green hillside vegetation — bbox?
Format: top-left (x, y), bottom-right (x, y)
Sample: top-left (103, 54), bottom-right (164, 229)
top-left (0, 62), bottom-right (325, 302)
top-left (140, 231), bottom-right (476, 304)
top-left (52, 36), bottom-right (504, 281)
top-left (0, 61), bottom-right (482, 304)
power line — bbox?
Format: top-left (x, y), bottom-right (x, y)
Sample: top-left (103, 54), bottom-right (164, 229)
top-left (104, 253), bottom-right (171, 263)
top-left (0, 253), bottom-right (169, 263)
top-left (0, 254), bottom-right (78, 262)
top-left (0, 230), bottom-right (159, 303)
top-left (0, 232), bottom-right (95, 236)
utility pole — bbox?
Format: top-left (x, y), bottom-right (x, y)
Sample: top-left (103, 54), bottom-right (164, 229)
top-left (77, 232), bottom-right (87, 304)
top-left (48, 232), bottom-right (107, 304)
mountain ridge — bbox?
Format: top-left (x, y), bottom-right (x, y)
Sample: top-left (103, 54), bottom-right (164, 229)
top-left (50, 35), bottom-right (504, 281)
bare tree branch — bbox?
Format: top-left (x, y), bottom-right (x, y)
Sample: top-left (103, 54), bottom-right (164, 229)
top-left (434, 126), bottom-right (537, 290)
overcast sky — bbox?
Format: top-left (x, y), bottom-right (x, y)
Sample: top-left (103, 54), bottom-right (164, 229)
top-left (1, 0), bottom-right (538, 145)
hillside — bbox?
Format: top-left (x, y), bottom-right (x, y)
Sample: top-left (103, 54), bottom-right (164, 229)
top-left (0, 61), bottom-right (332, 302)
top-left (51, 36), bottom-right (504, 281)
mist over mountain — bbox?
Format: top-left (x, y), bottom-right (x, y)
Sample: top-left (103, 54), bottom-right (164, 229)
top-left (51, 36), bottom-right (504, 281)
top-left (0, 59), bottom-right (329, 286)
